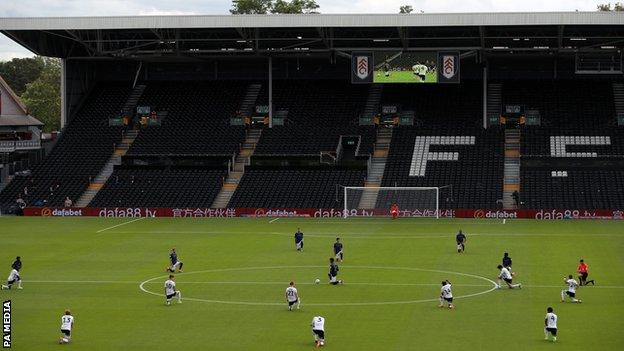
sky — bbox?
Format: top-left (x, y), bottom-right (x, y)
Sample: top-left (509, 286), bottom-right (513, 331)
top-left (0, 0), bottom-right (604, 61)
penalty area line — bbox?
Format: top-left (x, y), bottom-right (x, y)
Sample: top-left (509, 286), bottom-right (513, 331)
top-left (96, 217), bottom-right (146, 233)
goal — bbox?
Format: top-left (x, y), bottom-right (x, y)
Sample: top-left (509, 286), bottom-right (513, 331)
top-left (342, 186), bottom-right (448, 218)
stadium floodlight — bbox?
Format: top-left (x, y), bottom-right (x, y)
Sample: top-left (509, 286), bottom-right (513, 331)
top-left (342, 186), bottom-right (444, 219)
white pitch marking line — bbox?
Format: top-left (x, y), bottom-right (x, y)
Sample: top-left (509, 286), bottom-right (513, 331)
top-left (108, 230), bottom-right (622, 239)
top-left (21, 280), bottom-right (624, 290)
top-left (503, 218), bottom-right (506, 224)
top-left (138, 265), bottom-right (500, 306)
top-left (269, 219), bottom-right (507, 225)
top-left (269, 218), bottom-right (280, 223)
top-left (25, 280), bottom-right (137, 284)
top-left (141, 281), bottom-right (491, 287)
top-left (96, 217), bottom-right (146, 233)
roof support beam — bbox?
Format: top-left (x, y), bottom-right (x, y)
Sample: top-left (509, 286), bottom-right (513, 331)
top-left (398, 27), bottom-right (408, 50)
top-left (316, 27), bottom-right (331, 50)
top-left (150, 28), bottom-right (164, 41)
top-left (479, 26), bottom-right (485, 48)
top-left (65, 30), bottom-right (97, 56)
top-left (96, 29), bottom-right (103, 53)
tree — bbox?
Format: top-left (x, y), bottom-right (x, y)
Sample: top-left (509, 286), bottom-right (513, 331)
top-left (0, 57), bottom-right (45, 96)
top-left (21, 58), bottom-right (61, 132)
top-left (230, 0), bottom-right (320, 14)
top-left (399, 5), bottom-right (413, 14)
top-left (597, 2), bottom-right (624, 10)
top-left (230, 0), bottom-right (273, 14)
top-left (272, 0), bottom-right (319, 14)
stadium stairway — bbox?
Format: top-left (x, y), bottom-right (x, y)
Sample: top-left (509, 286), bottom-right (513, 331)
top-left (358, 127), bottom-right (392, 209)
top-left (487, 83), bottom-right (502, 120)
top-left (76, 83), bottom-right (147, 207)
top-left (76, 129), bottom-right (139, 207)
top-left (211, 128), bottom-right (263, 208)
top-left (0, 175), bottom-right (13, 194)
top-left (122, 84), bottom-right (146, 115)
top-left (362, 85), bottom-right (383, 121)
top-left (613, 82), bottom-right (624, 118)
top-left (240, 83), bottom-right (262, 117)
top-left (503, 128), bottom-right (521, 209)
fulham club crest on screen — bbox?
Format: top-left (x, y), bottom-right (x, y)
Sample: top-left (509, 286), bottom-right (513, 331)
top-left (351, 52), bottom-right (373, 83)
top-left (437, 52), bottom-right (460, 83)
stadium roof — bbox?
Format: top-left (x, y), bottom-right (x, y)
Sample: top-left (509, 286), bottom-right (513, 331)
top-left (0, 115), bottom-right (44, 127)
top-left (1, 12), bottom-right (623, 58)
top-left (1, 12), bottom-right (623, 30)
top-left (0, 76), bottom-right (43, 127)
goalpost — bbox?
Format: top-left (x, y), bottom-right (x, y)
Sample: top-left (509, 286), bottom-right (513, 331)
top-left (342, 186), bottom-right (445, 218)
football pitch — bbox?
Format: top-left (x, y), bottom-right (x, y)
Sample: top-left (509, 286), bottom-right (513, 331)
top-left (373, 70), bottom-right (437, 83)
top-left (1, 216), bottom-right (623, 350)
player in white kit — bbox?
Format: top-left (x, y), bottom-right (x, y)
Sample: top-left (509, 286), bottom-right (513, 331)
top-left (412, 63), bottom-right (428, 81)
top-left (1, 268), bottom-right (22, 290)
top-left (497, 265), bottom-right (522, 289)
top-left (311, 316), bottom-right (325, 348)
top-left (544, 307), bottom-right (558, 342)
top-left (561, 275), bottom-right (582, 303)
top-left (285, 281), bottom-right (300, 311)
top-left (164, 274), bottom-right (182, 305)
top-left (59, 309), bottom-right (74, 344)
top-left (438, 280), bottom-right (454, 309)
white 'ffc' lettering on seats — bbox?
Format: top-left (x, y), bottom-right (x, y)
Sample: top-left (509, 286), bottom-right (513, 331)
top-left (550, 136), bottom-right (610, 157)
top-left (409, 136), bottom-right (475, 177)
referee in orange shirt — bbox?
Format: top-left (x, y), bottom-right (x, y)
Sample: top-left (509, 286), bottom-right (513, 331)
top-left (577, 259), bottom-right (595, 286)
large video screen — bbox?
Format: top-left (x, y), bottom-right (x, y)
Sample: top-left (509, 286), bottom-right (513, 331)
top-left (373, 51), bottom-right (438, 83)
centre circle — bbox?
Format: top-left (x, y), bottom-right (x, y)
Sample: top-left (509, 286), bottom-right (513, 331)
top-left (139, 266), bottom-right (498, 306)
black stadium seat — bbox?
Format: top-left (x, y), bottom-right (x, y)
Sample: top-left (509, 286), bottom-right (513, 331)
top-left (90, 168), bottom-right (226, 208)
top-left (254, 80), bottom-right (375, 156)
top-left (377, 82), bottom-right (504, 209)
top-left (512, 81), bottom-right (624, 209)
top-left (0, 83), bottom-right (131, 208)
top-left (127, 81), bottom-right (249, 156)
top-left (228, 169), bottom-right (366, 208)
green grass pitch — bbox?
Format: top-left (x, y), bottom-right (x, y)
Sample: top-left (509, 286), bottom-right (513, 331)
top-left (373, 70), bottom-right (438, 83)
top-left (1, 216), bottom-right (623, 350)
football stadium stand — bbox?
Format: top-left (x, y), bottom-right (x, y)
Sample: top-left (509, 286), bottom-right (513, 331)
top-left (228, 169), bottom-right (366, 208)
top-left (89, 168), bottom-right (227, 208)
top-left (0, 13), bottom-right (623, 214)
top-left (515, 81), bottom-right (624, 209)
top-left (253, 80), bottom-right (375, 156)
top-left (375, 82), bottom-right (504, 209)
top-left (0, 84), bottom-right (130, 209)
top-left (126, 81), bottom-right (249, 156)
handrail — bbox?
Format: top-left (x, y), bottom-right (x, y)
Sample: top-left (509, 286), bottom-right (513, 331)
top-left (354, 135), bottom-right (362, 156)
top-left (521, 154), bottom-right (624, 158)
top-left (0, 140), bottom-right (42, 152)
top-left (336, 136), bottom-right (344, 161)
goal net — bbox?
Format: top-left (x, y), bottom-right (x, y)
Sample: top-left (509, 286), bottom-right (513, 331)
top-left (342, 186), bottom-right (452, 218)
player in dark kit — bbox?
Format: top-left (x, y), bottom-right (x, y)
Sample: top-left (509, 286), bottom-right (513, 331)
top-left (502, 252), bottom-right (512, 272)
top-left (167, 248), bottom-right (184, 273)
top-left (333, 238), bottom-right (343, 262)
top-left (328, 258), bottom-right (343, 285)
top-left (294, 228), bottom-right (304, 251)
top-left (456, 230), bottom-right (466, 253)
top-left (12, 256), bottom-right (22, 271)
